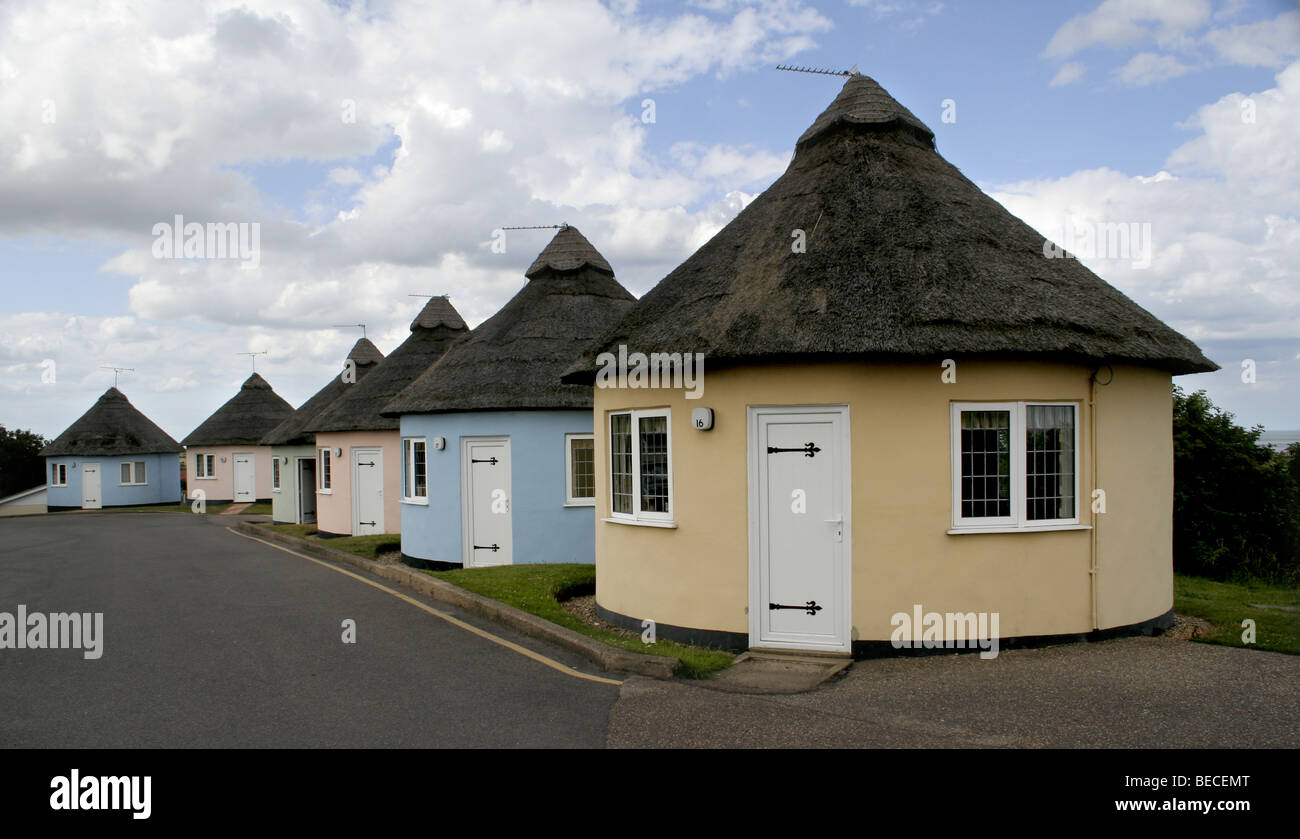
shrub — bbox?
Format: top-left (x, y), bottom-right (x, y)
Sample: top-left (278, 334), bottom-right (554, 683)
top-left (1173, 387), bottom-right (1300, 584)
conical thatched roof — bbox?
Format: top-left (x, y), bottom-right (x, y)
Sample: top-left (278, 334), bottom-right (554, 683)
top-left (382, 228), bottom-right (636, 416)
top-left (309, 297), bottom-right (468, 432)
top-left (260, 338), bottom-right (385, 446)
top-left (41, 388), bottom-right (182, 457)
top-left (181, 373), bottom-right (295, 447)
top-left (525, 225), bottom-right (614, 278)
top-left (563, 73), bottom-right (1216, 380)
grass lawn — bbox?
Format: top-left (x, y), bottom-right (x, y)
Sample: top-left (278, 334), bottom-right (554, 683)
top-left (266, 524), bottom-right (401, 559)
top-left (99, 502), bottom-right (231, 514)
top-left (1174, 574), bottom-right (1299, 655)
top-left (426, 564), bottom-right (735, 678)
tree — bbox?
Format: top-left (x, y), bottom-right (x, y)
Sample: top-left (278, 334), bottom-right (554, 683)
top-left (1172, 387), bottom-right (1300, 584)
top-left (0, 426), bottom-right (49, 500)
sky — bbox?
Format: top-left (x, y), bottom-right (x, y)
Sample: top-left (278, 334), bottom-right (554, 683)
top-left (2, 0), bottom-right (1297, 441)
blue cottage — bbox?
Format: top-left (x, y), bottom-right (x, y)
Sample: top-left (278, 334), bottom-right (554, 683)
top-left (382, 227), bottom-right (635, 567)
top-left (41, 387), bottom-right (183, 510)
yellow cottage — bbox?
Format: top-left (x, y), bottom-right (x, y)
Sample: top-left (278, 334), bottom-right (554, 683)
top-left (562, 74), bottom-right (1217, 656)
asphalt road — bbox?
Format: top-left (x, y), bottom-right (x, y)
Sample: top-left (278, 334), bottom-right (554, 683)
top-left (2, 512), bottom-right (1295, 749)
top-left (0, 513), bottom-right (618, 747)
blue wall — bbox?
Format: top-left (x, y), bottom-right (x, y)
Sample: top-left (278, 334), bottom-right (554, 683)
top-left (398, 410), bottom-right (594, 565)
top-left (45, 453), bottom-right (182, 509)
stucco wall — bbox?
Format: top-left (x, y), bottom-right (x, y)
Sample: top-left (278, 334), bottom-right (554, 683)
top-left (314, 431), bottom-right (401, 536)
top-left (269, 444), bottom-right (316, 524)
top-left (592, 360), bottom-right (1175, 643)
top-left (46, 453), bottom-right (181, 508)
top-left (398, 410), bottom-right (596, 565)
top-left (185, 445), bottom-right (275, 502)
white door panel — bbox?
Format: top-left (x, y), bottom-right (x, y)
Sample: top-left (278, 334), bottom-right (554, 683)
top-left (749, 407), bottom-right (851, 652)
top-left (462, 438), bottom-right (512, 567)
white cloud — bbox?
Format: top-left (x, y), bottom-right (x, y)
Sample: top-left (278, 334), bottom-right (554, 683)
top-left (0, 0), bottom-right (835, 437)
top-left (1044, 0), bottom-right (1212, 58)
top-left (1114, 51), bottom-right (1194, 86)
top-left (990, 62), bottom-right (1300, 349)
top-left (1049, 61), bottom-right (1086, 87)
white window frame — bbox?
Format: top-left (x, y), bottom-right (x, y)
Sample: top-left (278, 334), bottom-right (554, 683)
top-left (950, 401), bottom-right (1084, 533)
top-left (318, 448), bottom-right (332, 493)
top-left (119, 460), bottom-right (147, 486)
top-left (194, 453), bottom-right (216, 479)
top-left (51, 463), bottom-right (67, 486)
top-left (271, 457), bottom-right (281, 492)
top-left (401, 437), bottom-right (428, 504)
top-left (604, 408), bottom-right (674, 526)
top-left (564, 433), bottom-right (595, 507)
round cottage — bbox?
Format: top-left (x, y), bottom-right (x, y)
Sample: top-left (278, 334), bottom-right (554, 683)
top-left (563, 74), bottom-right (1217, 655)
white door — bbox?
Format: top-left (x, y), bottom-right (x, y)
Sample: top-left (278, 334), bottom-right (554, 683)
top-left (81, 463), bottom-right (101, 510)
top-left (461, 437), bottom-right (512, 567)
top-left (749, 406), bottom-right (851, 653)
top-left (351, 448), bottom-right (384, 535)
top-left (233, 454), bottom-right (255, 502)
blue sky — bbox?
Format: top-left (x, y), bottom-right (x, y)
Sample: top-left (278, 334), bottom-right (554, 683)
top-left (1, 0), bottom-right (1297, 439)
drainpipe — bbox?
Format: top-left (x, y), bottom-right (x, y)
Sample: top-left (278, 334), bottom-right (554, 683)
top-left (1088, 365), bottom-right (1113, 632)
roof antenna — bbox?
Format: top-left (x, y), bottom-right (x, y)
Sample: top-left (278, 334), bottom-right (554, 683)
top-left (407, 294), bottom-right (451, 299)
top-left (332, 323), bottom-right (367, 339)
top-left (500, 223), bottom-right (569, 230)
top-left (776, 64), bottom-right (858, 77)
top-left (236, 351), bottom-right (268, 372)
top-left (100, 366), bottom-right (134, 387)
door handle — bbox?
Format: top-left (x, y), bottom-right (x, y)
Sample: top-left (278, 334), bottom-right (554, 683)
top-left (824, 517), bottom-right (843, 543)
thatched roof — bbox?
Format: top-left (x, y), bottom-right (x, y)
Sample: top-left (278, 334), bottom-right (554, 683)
top-left (563, 73), bottom-right (1216, 380)
top-left (41, 388), bottom-right (182, 457)
top-left (525, 225), bottom-right (614, 278)
top-left (181, 373), bottom-right (295, 447)
top-left (260, 338), bottom-right (385, 446)
top-left (382, 227), bottom-right (636, 415)
top-left (309, 297), bottom-right (468, 432)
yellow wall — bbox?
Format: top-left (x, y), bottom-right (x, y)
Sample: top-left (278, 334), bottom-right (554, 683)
top-left (592, 360), bottom-right (1174, 643)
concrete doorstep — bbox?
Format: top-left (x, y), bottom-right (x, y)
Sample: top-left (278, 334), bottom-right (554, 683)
top-left (698, 651), bottom-right (852, 695)
top-left (231, 522), bottom-right (677, 680)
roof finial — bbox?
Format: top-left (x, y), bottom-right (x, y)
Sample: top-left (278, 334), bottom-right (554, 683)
top-left (236, 351), bottom-right (268, 372)
top-left (100, 365), bottom-right (134, 387)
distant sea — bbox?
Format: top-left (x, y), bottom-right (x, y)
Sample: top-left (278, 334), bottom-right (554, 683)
top-left (1259, 430), bottom-right (1300, 452)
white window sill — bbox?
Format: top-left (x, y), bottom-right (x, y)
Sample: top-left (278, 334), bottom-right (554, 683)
top-left (119, 484), bottom-right (146, 487)
top-left (947, 524), bottom-right (1091, 535)
top-left (272, 489), bottom-right (281, 493)
top-left (401, 497), bottom-right (429, 506)
top-left (318, 489), bottom-right (333, 495)
top-left (193, 476), bottom-right (217, 480)
top-left (602, 517), bottom-right (677, 529)
top-left (564, 500), bottom-right (596, 508)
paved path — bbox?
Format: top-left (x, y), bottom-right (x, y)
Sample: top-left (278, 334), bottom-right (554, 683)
top-left (0, 513), bottom-right (617, 747)
top-left (609, 636), bottom-right (1299, 748)
top-left (2, 513), bottom-right (1295, 749)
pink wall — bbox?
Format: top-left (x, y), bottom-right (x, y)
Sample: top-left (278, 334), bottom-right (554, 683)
top-left (185, 445), bottom-right (276, 503)
top-left (314, 431), bottom-right (402, 536)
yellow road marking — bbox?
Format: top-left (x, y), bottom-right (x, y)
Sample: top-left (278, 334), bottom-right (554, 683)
top-left (227, 527), bottom-right (623, 686)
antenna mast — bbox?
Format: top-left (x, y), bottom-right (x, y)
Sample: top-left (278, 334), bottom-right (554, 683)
top-left (776, 63), bottom-right (858, 77)
top-left (100, 366), bottom-right (134, 387)
top-left (236, 351), bottom-right (268, 372)
top-left (332, 323), bottom-right (367, 339)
